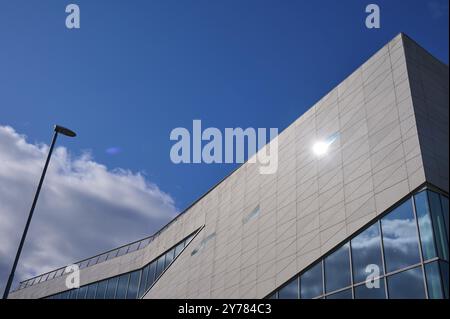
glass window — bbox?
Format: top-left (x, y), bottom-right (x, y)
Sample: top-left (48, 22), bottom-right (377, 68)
top-left (351, 223), bottom-right (384, 284)
top-left (278, 277), bottom-right (298, 299)
top-left (40, 274), bottom-right (49, 283)
top-left (154, 255), bottom-right (166, 280)
top-left (326, 289), bottom-right (352, 299)
top-left (97, 253), bottom-right (108, 264)
top-left (55, 268), bottom-right (64, 277)
top-left (300, 262), bottom-right (323, 299)
top-left (267, 292), bottom-right (277, 299)
top-left (105, 277), bottom-right (118, 299)
top-left (175, 242), bottom-right (185, 257)
top-left (106, 249), bottom-right (119, 261)
top-left (87, 256), bottom-right (99, 267)
top-left (86, 283), bottom-right (97, 299)
top-left (68, 289), bottom-right (77, 299)
top-left (115, 273), bottom-right (130, 299)
top-left (79, 260), bottom-right (89, 269)
top-left (127, 271), bottom-right (140, 299)
top-left (439, 261), bottom-right (449, 299)
top-left (428, 191), bottom-right (448, 261)
top-left (387, 267), bottom-right (426, 299)
top-left (76, 286), bottom-right (87, 299)
top-left (96, 280), bottom-right (107, 299)
top-left (325, 243), bottom-right (351, 293)
top-left (117, 246), bottom-right (129, 257)
top-left (139, 265), bottom-right (149, 297)
top-left (185, 234), bottom-right (195, 246)
top-left (414, 191), bottom-right (437, 261)
top-left (425, 262), bottom-right (443, 299)
top-left (381, 199), bottom-right (421, 273)
top-left (146, 262), bottom-right (157, 290)
top-left (354, 279), bottom-right (386, 299)
top-left (165, 249), bottom-right (175, 268)
top-left (127, 242), bottom-right (140, 253)
top-left (59, 291), bottom-right (70, 299)
top-left (440, 195), bottom-right (449, 242)
top-left (138, 238), bottom-right (152, 249)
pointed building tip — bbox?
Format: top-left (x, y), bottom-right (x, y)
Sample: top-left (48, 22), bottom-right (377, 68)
top-left (398, 32), bottom-right (412, 41)
top-left (389, 32), bottom-right (416, 50)
top-left (393, 32), bottom-right (409, 42)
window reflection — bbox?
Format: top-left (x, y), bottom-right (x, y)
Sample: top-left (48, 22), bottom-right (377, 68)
top-left (165, 249), bottom-right (175, 268)
top-left (96, 280), bottom-right (107, 299)
top-left (155, 255), bottom-right (166, 280)
top-left (138, 265), bottom-right (149, 297)
top-left (428, 191), bottom-right (448, 261)
top-left (86, 283), bottom-right (97, 299)
top-left (105, 277), bottom-right (118, 299)
top-left (381, 199), bottom-right (421, 273)
top-left (278, 277), bottom-right (298, 299)
top-left (351, 223), bottom-right (383, 284)
top-left (268, 293), bottom-right (277, 299)
top-left (326, 289), bottom-right (352, 299)
top-left (175, 242), bottom-right (185, 256)
top-left (325, 243), bottom-right (351, 293)
top-left (354, 279), bottom-right (386, 299)
top-left (439, 261), bottom-right (449, 299)
top-left (60, 291), bottom-right (69, 299)
top-left (387, 267), bottom-right (425, 299)
top-left (425, 262), bottom-right (443, 299)
top-left (115, 274), bottom-right (129, 299)
top-left (414, 192), bottom-right (437, 260)
top-left (440, 195), bottom-right (449, 242)
top-left (77, 286), bottom-right (87, 299)
top-left (127, 271), bottom-right (140, 299)
top-left (147, 262), bottom-right (157, 290)
top-left (300, 263), bottom-right (323, 299)
top-left (68, 289), bottom-right (77, 299)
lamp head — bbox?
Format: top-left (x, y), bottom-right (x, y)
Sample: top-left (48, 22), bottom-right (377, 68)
top-left (54, 125), bottom-right (77, 137)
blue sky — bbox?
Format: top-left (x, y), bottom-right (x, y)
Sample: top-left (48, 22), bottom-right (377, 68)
top-left (0, 0), bottom-right (448, 288)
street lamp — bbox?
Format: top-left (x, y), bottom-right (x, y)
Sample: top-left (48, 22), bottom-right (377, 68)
top-left (2, 125), bottom-right (76, 299)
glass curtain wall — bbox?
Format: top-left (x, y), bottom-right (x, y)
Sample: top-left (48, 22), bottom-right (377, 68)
top-left (47, 232), bottom-right (196, 299)
top-left (269, 189), bottom-right (449, 299)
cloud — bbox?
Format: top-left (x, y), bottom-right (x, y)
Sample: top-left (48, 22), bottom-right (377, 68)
top-left (0, 125), bottom-right (178, 294)
top-left (428, 1), bottom-right (449, 19)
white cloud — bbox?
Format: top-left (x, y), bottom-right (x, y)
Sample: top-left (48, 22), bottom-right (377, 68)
top-left (0, 125), bottom-right (178, 293)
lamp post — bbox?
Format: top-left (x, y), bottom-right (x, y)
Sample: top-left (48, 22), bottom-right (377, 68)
top-left (2, 125), bottom-right (76, 299)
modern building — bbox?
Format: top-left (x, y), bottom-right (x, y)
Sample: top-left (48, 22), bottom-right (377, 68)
top-left (8, 33), bottom-right (448, 299)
